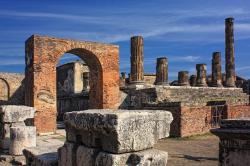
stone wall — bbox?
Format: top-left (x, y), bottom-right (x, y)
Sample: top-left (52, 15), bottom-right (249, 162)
top-left (0, 72), bottom-right (25, 105)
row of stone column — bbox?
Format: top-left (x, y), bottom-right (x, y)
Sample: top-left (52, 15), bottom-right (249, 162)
top-left (129, 17), bottom-right (236, 87)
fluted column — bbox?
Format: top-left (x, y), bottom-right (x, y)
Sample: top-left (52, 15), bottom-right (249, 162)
top-left (212, 52), bottom-right (223, 87)
top-left (178, 71), bottom-right (189, 86)
top-left (155, 57), bottom-right (168, 85)
top-left (225, 18), bottom-right (236, 87)
top-left (196, 64), bottom-right (207, 87)
top-left (190, 75), bottom-right (197, 86)
top-left (130, 36), bottom-right (144, 84)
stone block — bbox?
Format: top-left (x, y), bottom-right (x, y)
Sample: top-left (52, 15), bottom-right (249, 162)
top-left (59, 143), bottom-right (168, 166)
top-left (9, 126), bottom-right (36, 155)
top-left (58, 142), bottom-right (76, 166)
top-left (76, 145), bottom-right (100, 166)
top-left (23, 145), bottom-right (59, 166)
top-left (0, 105), bottom-right (35, 123)
top-left (95, 149), bottom-right (168, 166)
top-left (64, 109), bottom-right (173, 153)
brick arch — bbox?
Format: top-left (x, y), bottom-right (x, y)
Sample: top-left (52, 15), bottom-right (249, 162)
top-left (25, 35), bottom-right (120, 134)
top-left (0, 78), bottom-right (10, 101)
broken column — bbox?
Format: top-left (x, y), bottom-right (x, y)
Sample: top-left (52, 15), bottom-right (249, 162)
top-left (155, 57), bottom-right (168, 85)
top-left (190, 75), bottom-right (197, 86)
top-left (130, 36), bottom-right (144, 84)
top-left (212, 52), bottom-right (223, 87)
top-left (196, 64), bottom-right (207, 87)
top-left (225, 17), bottom-right (236, 87)
top-left (178, 71), bottom-right (189, 86)
top-left (58, 109), bottom-right (173, 166)
top-left (0, 105), bottom-right (36, 151)
top-left (211, 119), bottom-right (250, 166)
top-left (9, 126), bottom-right (36, 155)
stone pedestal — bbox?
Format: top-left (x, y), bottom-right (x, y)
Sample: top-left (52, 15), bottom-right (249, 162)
top-left (190, 75), bottom-right (197, 86)
top-left (155, 57), bottom-right (169, 85)
top-left (178, 71), bottom-right (189, 86)
top-left (196, 64), bottom-right (207, 87)
top-left (130, 36), bottom-right (144, 84)
top-left (9, 126), bottom-right (36, 155)
top-left (58, 109), bottom-right (173, 166)
top-left (0, 105), bottom-right (36, 150)
top-left (225, 18), bottom-right (236, 87)
top-left (211, 119), bottom-right (250, 166)
top-left (212, 52), bottom-right (223, 87)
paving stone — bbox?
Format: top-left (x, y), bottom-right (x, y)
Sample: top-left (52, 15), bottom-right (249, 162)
top-left (64, 109), bottom-right (173, 153)
top-left (0, 105), bottom-right (35, 123)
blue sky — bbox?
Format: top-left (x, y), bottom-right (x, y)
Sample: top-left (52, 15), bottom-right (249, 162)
top-left (0, 0), bottom-right (250, 80)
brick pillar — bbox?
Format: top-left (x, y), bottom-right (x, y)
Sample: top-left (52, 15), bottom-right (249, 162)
top-left (155, 57), bottom-right (168, 85)
top-left (130, 36), bottom-right (144, 84)
top-left (212, 52), bottom-right (223, 87)
top-left (178, 71), bottom-right (189, 86)
top-left (196, 64), bottom-right (207, 87)
top-left (225, 18), bottom-right (236, 87)
top-left (190, 75), bottom-right (197, 86)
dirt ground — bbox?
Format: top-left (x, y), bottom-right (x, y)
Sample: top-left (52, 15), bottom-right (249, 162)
top-left (155, 134), bottom-right (219, 166)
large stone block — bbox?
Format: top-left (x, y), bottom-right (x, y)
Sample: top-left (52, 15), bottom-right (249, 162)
top-left (60, 143), bottom-right (168, 166)
top-left (9, 126), bottom-right (36, 155)
top-left (64, 109), bottom-right (173, 153)
top-left (0, 105), bottom-right (35, 123)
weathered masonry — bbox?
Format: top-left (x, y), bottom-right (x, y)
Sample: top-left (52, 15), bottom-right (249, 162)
top-left (25, 35), bottom-right (120, 134)
top-left (121, 86), bottom-right (250, 137)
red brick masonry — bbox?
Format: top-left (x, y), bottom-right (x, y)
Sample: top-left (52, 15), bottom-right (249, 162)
top-left (25, 35), bottom-right (120, 134)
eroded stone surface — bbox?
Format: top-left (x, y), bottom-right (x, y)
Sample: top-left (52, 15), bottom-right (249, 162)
top-left (0, 105), bottom-right (35, 123)
top-left (9, 126), bottom-right (36, 155)
top-left (96, 149), bottom-right (168, 166)
top-left (64, 109), bottom-right (173, 153)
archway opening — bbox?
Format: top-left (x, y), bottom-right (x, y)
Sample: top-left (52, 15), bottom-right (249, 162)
top-left (56, 53), bottom-right (91, 123)
top-left (0, 78), bottom-right (9, 103)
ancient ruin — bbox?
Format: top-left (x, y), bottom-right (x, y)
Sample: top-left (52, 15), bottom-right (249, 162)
top-left (0, 17), bottom-right (250, 166)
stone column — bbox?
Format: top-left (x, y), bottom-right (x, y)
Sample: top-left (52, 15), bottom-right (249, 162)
top-left (212, 52), bottom-right (223, 87)
top-left (178, 71), bottom-right (189, 86)
top-left (130, 36), bottom-right (144, 84)
top-left (196, 64), bottom-right (207, 87)
top-left (190, 75), bottom-right (197, 86)
top-left (225, 18), bottom-right (236, 87)
top-left (155, 57), bottom-right (168, 85)
top-left (82, 72), bottom-right (90, 91)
